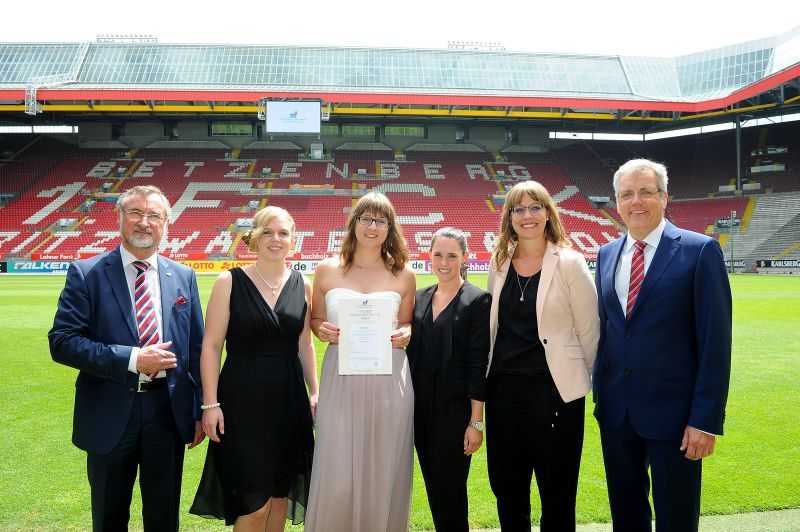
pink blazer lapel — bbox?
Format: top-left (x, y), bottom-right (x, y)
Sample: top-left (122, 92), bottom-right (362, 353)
top-left (488, 244), bottom-right (514, 375)
top-left (536, 242), bottom-right (559, 322)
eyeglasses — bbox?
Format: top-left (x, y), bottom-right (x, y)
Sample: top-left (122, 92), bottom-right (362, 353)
top-left (618, 189), bottom-right (661, 202)
top-left (123, 209), bottom-right (166, 223)
top-left (357, 215), bottom-right (389, 228)
top-left (511, 204), bottom-right (544, 217)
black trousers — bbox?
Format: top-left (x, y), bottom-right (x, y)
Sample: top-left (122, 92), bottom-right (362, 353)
top-left (486, 373), bottom-right (584, 532)
top-left (414, 373), bottom-right (472, 532)
top-left (86, 386), bottom-right (185, 532)
top-left (599, 415), bottom-right (702, 532)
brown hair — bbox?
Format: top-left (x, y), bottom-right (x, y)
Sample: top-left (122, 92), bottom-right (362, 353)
top-left (431, 226), bottom-right (469, 279)
top-left (241, 205), bottom-right (296, 252)
top-left (340, 192), bottom-right (408, 275)
top-left (492, 180), bottom-right (570, 271)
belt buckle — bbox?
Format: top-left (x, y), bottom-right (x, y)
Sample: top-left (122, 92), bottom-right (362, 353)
top-left (137, 380), bottom-right (145, 393)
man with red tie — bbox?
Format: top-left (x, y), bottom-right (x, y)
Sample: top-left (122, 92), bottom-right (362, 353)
top-left (49, 185), bottom-right (205, 531)
top-left (593, 159), bottom-right (732, 532)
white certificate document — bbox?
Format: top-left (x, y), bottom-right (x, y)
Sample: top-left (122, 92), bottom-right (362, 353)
top-left (338, 297), bottom-right (393, 375)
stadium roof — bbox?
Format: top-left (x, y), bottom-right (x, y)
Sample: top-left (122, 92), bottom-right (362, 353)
top-left (0, 27), bottom-right (798, 116)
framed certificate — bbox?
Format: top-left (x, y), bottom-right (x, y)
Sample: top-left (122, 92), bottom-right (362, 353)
top-left (337, 297), bottom-right (393, 375)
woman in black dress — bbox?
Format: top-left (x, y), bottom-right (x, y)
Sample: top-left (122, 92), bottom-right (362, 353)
top-left (407, 227), bottom-right (490, 532)
top-left (190, 206), bottom-right (318, 531)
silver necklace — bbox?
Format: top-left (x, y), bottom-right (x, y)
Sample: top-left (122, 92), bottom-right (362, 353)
top-left (253, 266), bottom-right (284, 296)
top-left (515, 271), bottom-right (533, 302)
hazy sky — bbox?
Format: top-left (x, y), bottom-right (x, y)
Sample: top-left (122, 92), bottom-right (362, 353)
top-left (3, 0), bottom-right (798, 57)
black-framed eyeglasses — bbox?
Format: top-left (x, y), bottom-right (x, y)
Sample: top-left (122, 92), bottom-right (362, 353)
top-left (357, 215), bottom-right (389, 228)
top-left (123, 209), bottom-right (165, 223)
top-left (511, 204), bottom-right (544, 217)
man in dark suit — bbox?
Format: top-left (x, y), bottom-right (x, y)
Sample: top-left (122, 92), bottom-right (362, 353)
top-left (49, 185), bottom-right (205, 531)
top-left (593, 159), bottom-right (732, 532)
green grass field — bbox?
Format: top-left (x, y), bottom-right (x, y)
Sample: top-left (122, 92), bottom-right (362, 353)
top-left (1, 273), bottom-right (799, 530)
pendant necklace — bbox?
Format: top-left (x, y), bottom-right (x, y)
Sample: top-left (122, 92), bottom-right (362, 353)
top-left (253, 265), bottom-right (283, 296)
top-left (515, 271), bottom-right (533, 302)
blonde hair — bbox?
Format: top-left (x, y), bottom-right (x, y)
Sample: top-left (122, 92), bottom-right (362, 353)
top-left (241, 205), bottom-right (296, 252)
top-left (492, 180), bottom-right (570, 271)
top-left (340, 192), bottom-right (408, 275)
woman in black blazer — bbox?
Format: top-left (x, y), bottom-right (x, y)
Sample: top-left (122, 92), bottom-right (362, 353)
top-left (407, 227), bottom-right (491, 532)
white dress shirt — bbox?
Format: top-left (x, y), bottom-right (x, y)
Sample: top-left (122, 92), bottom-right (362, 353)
top-left (120, 246), bottom-right (165, 380)
top-left (614, 218), bottom-right (666, 317)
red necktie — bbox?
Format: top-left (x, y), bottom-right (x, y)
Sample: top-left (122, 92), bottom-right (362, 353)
top-left (626, 240), bottom-right (646, 319)
top-left (133, 260), bottom-right (160, 347)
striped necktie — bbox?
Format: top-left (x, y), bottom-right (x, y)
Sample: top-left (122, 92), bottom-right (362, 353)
top-left (626, 240), bottom-right (647, 319)
top-left (133, 260), bottom-right (160, 347)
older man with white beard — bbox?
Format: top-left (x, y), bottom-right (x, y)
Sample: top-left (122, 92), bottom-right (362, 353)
top-left (49, 185), bottom-right (205, 531)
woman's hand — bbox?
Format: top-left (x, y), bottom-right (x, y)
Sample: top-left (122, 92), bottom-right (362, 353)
top-left (317, 321), bottom-right (340, 344)
top-left (202, 407), bottom-right (225, 443)
top-left (390, 324), bottom-right (411, 349)
top-left (309, 393), bottom-right (319, 419)
top-left (464, 425), bottom-right (483, 455)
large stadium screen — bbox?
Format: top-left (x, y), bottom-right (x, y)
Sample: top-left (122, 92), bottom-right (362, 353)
top-left (265, 101), bottom-right (321, 134)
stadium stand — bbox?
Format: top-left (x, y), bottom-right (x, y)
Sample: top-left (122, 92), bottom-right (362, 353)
top-left (721, 192), bottom-right (800, 263)
top-left (747, 212), bottom-right (800, 261)
top-left (0, 30), bottom-right (797, 271)
top-left (0, 148), bottom-right (626, 261)
top-left (666, 197), bottom-right (749, 236)
top-left (3, 120), bottom-right (799, 268)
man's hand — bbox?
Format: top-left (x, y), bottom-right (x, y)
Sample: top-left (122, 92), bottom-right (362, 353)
top-left (680, 426), bottom-right (716, 460)
top-left (136, 341), bottom-right (176, 378)
top-left (188, 421), bottom-right (205, 449)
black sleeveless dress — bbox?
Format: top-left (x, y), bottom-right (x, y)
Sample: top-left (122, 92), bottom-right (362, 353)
top-left (190, 267), bottom-right (314, 525)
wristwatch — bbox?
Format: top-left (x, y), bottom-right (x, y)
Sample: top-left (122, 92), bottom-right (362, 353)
top-left (469, 420), bottom-right (485, 432)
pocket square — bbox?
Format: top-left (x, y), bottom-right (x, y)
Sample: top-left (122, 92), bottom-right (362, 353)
top-left (175, 295), bottom-right (188, 306)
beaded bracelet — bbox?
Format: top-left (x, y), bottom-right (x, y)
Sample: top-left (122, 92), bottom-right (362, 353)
top-left (200, 402), bottom-right (221, 410)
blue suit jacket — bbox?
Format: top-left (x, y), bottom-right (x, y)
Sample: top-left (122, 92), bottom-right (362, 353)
top-left (49, 247), bottom-right (204, 454)
top-left (593, 221), bottom-right (731, 440)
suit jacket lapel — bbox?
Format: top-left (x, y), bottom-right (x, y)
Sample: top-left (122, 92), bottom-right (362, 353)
top-left (536, 243), bottom-right (558, 321)
top-left (158, 256), bottom-right (176, 344)
top-left (440, 291), bottom-right (456, 367)
top-left (604, 236), bottom-right (626, 321)
top-left (415, 285), bottom-right (435, 325)
top-left (104, 247), bottom-right (138, 341)
top-left (629, 221), bottom-right (681, 319)
top-left (490, 253), bottom-right (511, 316)
top-left (409, 286), bottom-right (435, 373)
top-left (440, 283), bottom-right (470, 367)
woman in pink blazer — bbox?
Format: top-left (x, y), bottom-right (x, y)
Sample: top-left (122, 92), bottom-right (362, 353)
top-left (485, 180), bottom-right (599, 532)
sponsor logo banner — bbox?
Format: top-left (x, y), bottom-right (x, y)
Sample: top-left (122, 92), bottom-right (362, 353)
top-left (409, 260), bottom-right (429, 274)
top-left (31, 253), bottom-right (81, 261)
top-left (757, 260), bottom-right (800, 268)
top-left (8, 261), bottom-right (72, 273)
top-left (181, 260), bottom-right (323, 273)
